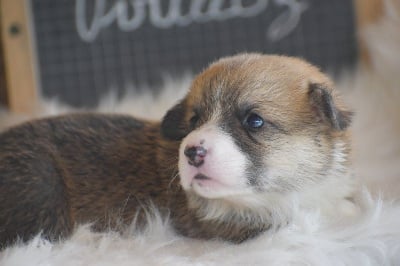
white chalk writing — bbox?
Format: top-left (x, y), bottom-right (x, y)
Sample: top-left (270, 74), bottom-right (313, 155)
top-left (75, 0), bottom-right (308, 42)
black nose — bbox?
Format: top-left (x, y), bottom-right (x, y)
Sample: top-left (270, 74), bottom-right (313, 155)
top-left (184, 145), bottom-right (207, 167)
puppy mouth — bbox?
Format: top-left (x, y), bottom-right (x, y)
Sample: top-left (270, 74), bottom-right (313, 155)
top-left (193, 173), bottom-right (211, 180)
top-left (188, 173), bottom-right (255, 201)
top-left (190, 173), bottom-right (224, 189)
top-left (191, 173), bottom-right (216, 187)
top-left (187, 174), bottom-right (224, 199)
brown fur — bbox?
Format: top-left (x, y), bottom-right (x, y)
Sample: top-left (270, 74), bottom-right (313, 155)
top-left (0, 54), bottom-right (355, 247)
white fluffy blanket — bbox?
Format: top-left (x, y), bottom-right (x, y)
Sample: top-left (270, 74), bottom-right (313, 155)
top-left (1, 6), bottom-right (400, 266)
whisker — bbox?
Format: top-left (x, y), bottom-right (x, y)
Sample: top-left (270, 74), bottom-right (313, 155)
top-left (168, 170), bottom-right (180, 189)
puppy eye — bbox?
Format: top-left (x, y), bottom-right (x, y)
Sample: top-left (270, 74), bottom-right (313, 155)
top-left (245, 113), bottom-right (264, 129)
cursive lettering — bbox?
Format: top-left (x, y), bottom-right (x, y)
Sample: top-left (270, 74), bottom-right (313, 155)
top-left (75, 0), bottom-right (308, 42)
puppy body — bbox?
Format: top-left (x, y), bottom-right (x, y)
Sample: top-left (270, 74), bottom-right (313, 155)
top-left (0, 115), bottom-right (168, 244)
top-left (0, 54), bottom-right (358, 246)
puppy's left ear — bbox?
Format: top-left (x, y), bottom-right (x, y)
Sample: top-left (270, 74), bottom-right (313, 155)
top-left (308, 83), bottom-right (353, 130)
top-left (161, 100), bottom-right (189, 141)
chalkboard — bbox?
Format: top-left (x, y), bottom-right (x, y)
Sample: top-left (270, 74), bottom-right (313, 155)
top-left (31, 0), bottom-right (358, 108)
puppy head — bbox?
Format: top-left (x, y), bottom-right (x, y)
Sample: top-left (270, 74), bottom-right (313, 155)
top-left (161, 53), bottom-right (353, 217)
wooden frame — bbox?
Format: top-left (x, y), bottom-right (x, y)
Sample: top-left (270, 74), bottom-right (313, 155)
top-left (354, 0), bottom-right (384, 64)
top-left (0, 0), bottom-right (385, 114)
top-left (0, 0), bottom-right (38, 114)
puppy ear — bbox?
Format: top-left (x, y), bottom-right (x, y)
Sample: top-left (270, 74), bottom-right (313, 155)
top-left (161, 101), bottom-right (189, 140)
top-left (308, 83), bottom-right (352, 130)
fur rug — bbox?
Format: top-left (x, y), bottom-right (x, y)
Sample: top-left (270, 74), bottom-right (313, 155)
top-left (1, 5), bottom-right (400, 266)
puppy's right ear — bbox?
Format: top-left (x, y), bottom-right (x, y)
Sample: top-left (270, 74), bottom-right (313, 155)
top-left (161, 101), bottom-right (188, 141)
top-left (308, 83), bottom-right (353, 131)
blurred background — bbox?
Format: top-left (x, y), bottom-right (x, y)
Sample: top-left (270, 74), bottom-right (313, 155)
top-left (0, 0), bottom-right (387, 113)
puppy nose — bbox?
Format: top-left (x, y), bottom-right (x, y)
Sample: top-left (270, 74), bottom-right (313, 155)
top-left (184, 145), bottom-right (207, 167)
